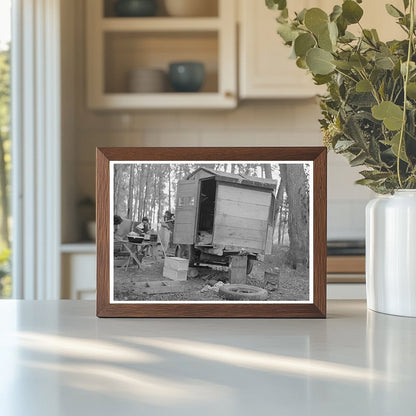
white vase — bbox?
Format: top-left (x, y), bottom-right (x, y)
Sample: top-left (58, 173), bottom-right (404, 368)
top-left (366, 190), bottom-right (416, 317)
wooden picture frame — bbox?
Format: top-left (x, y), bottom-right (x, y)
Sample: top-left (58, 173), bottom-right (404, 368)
top-left (97, 147), bottom-right (327, 318)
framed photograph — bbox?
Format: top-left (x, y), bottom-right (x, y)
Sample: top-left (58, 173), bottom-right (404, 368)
top-left (96, 147), bottom-right (327, 318)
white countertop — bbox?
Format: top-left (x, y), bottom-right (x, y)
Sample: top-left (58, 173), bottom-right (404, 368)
top-left (0, 300), bottom-right (415, 415)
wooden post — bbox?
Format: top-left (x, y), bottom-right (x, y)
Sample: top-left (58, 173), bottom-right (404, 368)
top-left (229, 255), bottom-right (248, 284)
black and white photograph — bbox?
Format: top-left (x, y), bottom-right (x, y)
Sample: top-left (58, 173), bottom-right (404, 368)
top-left (110, 161), bottom-right (312, 303)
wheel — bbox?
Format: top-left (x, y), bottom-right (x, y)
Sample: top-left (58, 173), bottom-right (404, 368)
top-left (218, 284), bottom-right (268, 301)
top-left (175, 244), bottom-right (198, 266)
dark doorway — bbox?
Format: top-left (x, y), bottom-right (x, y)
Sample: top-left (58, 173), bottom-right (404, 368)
top-left (196, 178), bottom-right (216, 246)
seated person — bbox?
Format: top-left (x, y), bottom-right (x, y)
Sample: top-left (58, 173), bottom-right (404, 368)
top-left (136, 216), bottom-right (150, 236)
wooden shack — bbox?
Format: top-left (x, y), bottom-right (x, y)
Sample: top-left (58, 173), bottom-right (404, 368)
top-left (173, 168), bottom-right (277, 258)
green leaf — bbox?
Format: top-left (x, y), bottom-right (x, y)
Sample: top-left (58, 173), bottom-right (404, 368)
top-left (403, 0), bottom-right (410, 10)
top-left (344, 114), bottom-right (367, 147)
top-left (360, 170), bottom-right (391, 180)
top-left (350, 54), bottom-right (368, 70)
top-left (313, 74), bottom-right (332, 85)
top-left (296, 57), bottom-right (308, 69)
top-left (277, 23), bottom-right (298, 43)
top-left (356, 79), bottom-right (372, 92)
top-left (339, 31), bottom-right (356, 43)
top-left (350, 152), bottom-right (368, 167)
top-left (304, 8), bottom-right (329, 35)
top-left (407, 82), bottom-right (416, 99)
top-left (296, 8), bottom-right (307, 23)
top-left (383, 132), bottom-right (409, 162)
top-left (342, 0), bottom-right (364, 24)
top-left (318, 27), bottom-right (334, 52)
top-left (336, 15), bottom-right (348, 36)
top-left (328, 21), bottom-right (338, 44)
top-left (266, 0), bottom-right (287, 11)
top-left (330, 5), bottom-right (342, 22)
top-left (306, 48), bottom-right (335, 75)
top-left (372, 101), bottom-right (404, 131)
top-left (294, 33), bottom-right (316, 58)
top-left (375, 55), bottom-right (395, 70)
top-left (333, 60), bottom-right (353, 70)
top-left (371, 29), bottom-right (380, 42)
top-left (401, 61), bottom-right (416, 76)
top-left (363, 29), bottom-right (376, 46)
top-left (334, 140), bottom-right (355, 151)
top-left (385, 4), bottom-right (404, 18)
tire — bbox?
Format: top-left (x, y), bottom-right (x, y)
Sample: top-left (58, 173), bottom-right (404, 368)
top-left (218, 284), bottom-right (268, 301)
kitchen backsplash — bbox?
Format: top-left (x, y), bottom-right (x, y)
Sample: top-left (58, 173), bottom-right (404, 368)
top-left (71, 100), bottom-right (373, 241)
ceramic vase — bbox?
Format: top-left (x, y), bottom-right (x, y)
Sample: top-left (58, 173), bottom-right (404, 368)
top-left (366, 190), bottom-right (416, 317)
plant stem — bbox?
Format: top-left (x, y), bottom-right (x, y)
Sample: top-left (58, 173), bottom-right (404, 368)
top-left (334, 68), bottom-right (358, 84)
top-left (397, 0), bottom-right (415, 188)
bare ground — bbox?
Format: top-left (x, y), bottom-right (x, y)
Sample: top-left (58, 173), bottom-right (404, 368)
top-left (113, 252), bottom-right (310, 302)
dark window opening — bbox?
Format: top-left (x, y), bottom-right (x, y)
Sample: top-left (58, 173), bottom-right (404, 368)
top-left (196, 178), bottom-right (216, 245)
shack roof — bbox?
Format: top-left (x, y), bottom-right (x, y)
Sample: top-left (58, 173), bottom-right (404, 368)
top-left (187, 167), bottom-right (277, 190)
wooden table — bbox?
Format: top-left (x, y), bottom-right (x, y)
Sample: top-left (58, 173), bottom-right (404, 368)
top-left (115, 240), bottom-right (144, 270)
top-left (1, 300), bottom-right (416, 415)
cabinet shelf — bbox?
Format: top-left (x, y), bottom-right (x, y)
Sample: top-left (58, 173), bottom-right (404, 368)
top-left (101, 17), bottom-right (221, 32)
top-left (87, 0), bottom-right (236, 109)
top-left (90, 92), bottom-right (235, 110)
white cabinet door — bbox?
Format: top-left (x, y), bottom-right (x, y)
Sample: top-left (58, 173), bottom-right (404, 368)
top-left (238, 0), bottom-right (404, 99)
top-left (239, 0), bottom-right (326, 99)
top-left (62, 253), bottom-right (96, 300)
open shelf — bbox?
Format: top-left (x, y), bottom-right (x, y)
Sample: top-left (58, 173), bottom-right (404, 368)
top-left (103, 0), bottom-right (219, 18)
top-left (87, 0), bottom-right (236, 109)
top-left (104, 31), bottom-right (218, 94)
top-left (102, 17), bottom-right (221, 31)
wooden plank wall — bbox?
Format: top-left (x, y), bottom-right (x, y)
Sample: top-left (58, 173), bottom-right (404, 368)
top-left (214, 184), bottom-right (271, 252)
top-left (173, 179), bottom-right (198, 245)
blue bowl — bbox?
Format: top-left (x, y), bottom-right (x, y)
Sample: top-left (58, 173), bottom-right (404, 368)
top-left (114, 0), bottom-right (157, 17)
top-left (168, 62), bottom-right (205, 93)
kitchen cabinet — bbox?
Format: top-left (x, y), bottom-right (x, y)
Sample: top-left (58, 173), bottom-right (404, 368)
top-left (238, 0), bottom-right (404, 99)
top-left (239, 0), bottom-right (325, 99)
top-left (61, 245), bottom-right (96, 300)
top-left (86, 0), bottom-right (237, 109)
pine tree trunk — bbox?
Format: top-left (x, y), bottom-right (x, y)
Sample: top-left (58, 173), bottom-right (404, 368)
top-left (142, 166), bottom-right (152, 219)
top-left (126, 164), bottom-right (134, 219)
top-left (283, 164), bottom-right (309, 267)
top-left (263, 164), bottom-right (272, 179)
top-left (168, 165), bottom-right (172, 213)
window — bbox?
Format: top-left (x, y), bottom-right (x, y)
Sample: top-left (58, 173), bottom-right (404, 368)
top-left (0, 0), bottom-right (11, 298)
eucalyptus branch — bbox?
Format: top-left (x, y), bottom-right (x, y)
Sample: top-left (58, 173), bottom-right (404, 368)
top-left (334, 68), bottom-right (358, 84)
top-left (359, 69), bottom-right (381, 104)
top-left (397, 0), bottom-right (415, 188)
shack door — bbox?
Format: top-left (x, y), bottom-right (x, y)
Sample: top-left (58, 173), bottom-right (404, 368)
top-left (173, 179), bottom-right (198, 245)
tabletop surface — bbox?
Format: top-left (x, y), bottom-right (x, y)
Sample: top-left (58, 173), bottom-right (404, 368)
top-left (0, 300), bottom-right (415, 416)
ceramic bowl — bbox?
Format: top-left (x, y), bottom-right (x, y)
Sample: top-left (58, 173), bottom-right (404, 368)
top-left (128, 68), bottom-right (167, 93)
top-left (114, 0), bottom-right (158, 17)
top-left (168, 62), bottom-right (205, 92)
top-left (164, 0), bottom-right (217, 17)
